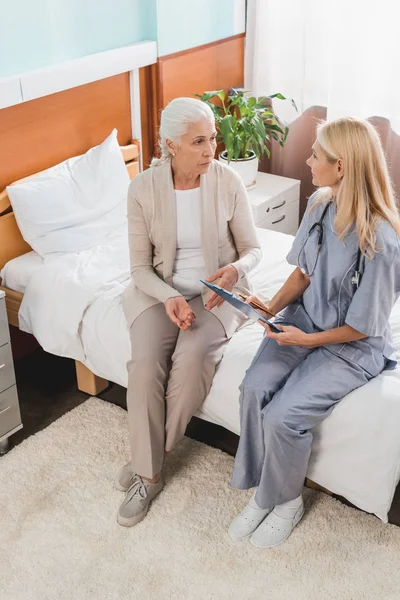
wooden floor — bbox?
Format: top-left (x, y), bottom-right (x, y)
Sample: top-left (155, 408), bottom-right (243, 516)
top-left (6, 347), bottom-right (400, 527)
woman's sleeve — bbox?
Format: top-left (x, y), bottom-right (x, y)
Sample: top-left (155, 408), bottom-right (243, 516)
top-left (345, 241), bottom-right (400, 337)
top-left (128, 187), bottom-right (181, 304)
top-left (229, 177), bottom-right (262, 279)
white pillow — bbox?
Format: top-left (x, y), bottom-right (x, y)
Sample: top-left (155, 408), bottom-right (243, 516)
top-left (7, 129), bottom-right (130, 257)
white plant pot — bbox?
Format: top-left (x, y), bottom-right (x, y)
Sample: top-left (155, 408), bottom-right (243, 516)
top-left (218, 151), bottom-right (259, 188)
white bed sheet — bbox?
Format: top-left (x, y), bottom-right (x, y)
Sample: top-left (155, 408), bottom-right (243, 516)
top-left (3, 227), bottom-right (400, 521)
top-left (0, 251), bottom-right (43, 293)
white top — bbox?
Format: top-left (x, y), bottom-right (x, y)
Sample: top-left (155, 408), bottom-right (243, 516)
top-left (172, 188), bottom-right (206, 299)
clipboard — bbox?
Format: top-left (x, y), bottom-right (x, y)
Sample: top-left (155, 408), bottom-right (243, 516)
top-left (200, 280), bottom-right (281, 333)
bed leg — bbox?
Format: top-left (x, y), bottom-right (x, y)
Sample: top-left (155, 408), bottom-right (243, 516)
top-left (305, 478), bottom-right (333, 496)
top-left (75, 361), bottom-right (109, 395)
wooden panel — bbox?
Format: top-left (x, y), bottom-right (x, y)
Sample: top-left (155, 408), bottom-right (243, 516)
top-left (0, 73), bottom-right (132, 191)
top-left (158, 34), bottom-right (245, 107)
top-left (126, 160), bottom-right (140, 180)
top-left (139, 63), bottom-right (160, 169)
top-left (138, 34), bottom-right (245, 169)
top-left (75, 361), bottom-right (109, 395)
top-left (0, 190), bottom-right (9, 215)
top-left (305, 478), bottom-right (332, 496)
top-left (0, 213), bottom-right (32, 270)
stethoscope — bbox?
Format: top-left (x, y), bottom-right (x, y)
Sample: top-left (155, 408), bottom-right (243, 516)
top-left (297, 201), bottom-right (363, 289)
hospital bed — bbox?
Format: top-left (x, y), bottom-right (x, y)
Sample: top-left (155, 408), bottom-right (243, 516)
top-left (0, 135), bottom-right (399, 524)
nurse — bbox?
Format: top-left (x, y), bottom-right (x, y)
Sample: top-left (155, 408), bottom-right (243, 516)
top-left (228, 117), bottom-right (400, 548)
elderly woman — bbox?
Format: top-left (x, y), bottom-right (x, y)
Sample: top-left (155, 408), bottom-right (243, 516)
top-left (116, 97), bottom-right (261, 527)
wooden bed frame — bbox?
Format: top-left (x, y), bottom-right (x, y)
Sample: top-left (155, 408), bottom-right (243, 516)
top-left (0, 141), bottom-right (140, 396)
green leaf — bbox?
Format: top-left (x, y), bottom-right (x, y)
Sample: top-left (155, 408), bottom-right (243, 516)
top-left (194, 90), bottom-right (223, 102)
top-left (239, 118), bottom-right (253, 136)
top-left (261, 110), bottom-right (277, 119)
top-left (265, 123), bottom-right (285, 135)
top-left (217, 90), bottom-right (226, 103)
top-left (233, 137), bottom-right (241, 160)
top-left (252, 116), bottom-right (267, 140)
top-left (269, 93), bottom-right (287, 100)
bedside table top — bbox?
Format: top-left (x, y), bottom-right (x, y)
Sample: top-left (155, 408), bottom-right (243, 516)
top-left (248, 171), bottom-right (300, 208)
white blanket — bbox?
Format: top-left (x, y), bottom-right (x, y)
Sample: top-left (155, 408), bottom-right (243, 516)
top-left (18, 225), bottom-right (131, 362)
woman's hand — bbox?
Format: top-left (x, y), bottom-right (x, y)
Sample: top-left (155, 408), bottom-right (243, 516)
top-left (165, 297), bottom-right (196, 331)
top-left (205, 265), bottom-right (239, 310)
top-left (262, 323), bottom-right (312, 347)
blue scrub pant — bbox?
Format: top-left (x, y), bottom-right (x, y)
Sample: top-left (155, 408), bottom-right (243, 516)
top-left (231, 303), bottom-right (381, 510)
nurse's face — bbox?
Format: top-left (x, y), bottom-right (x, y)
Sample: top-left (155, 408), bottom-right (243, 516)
top-left (306, 141), bottom-right (343, 194)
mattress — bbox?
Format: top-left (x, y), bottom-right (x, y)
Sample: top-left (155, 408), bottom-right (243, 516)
top-left (2, 228), bottom-right (400, 522)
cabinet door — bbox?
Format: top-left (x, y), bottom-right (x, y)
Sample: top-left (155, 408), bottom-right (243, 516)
top-left (0, 385), bottom-right (22, 440)
top-left (0, 343), bottom-right (16, 393)
top-left (257, 203), bottom-right (299, 235)
top-left (0, 298), bottom-right (9, 347)
top-left (250, 183), bottom-right (300, 225)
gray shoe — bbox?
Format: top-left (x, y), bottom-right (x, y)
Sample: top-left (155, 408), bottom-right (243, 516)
top-left (115, 461), bottom-right (136, 492)
top-left (117, 475), bottom-right (164, 527)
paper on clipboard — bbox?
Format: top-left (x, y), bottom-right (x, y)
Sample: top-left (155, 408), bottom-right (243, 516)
top-left (200, 280), bottom-right (281, 333)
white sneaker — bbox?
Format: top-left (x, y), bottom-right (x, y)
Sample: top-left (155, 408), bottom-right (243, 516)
top-left (228, 504), bottom-right (270, 541)
top-left (114, 461), bottom-right (136, 492)
top-left (250, 503), bottom-right (304, 548)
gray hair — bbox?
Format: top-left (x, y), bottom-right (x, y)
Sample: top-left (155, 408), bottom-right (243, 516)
top-left (151, 97), bottom-right (215, 167)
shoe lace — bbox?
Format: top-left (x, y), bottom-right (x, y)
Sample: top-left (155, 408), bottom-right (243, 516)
top-left (125, 475), bottom-right (148, 503)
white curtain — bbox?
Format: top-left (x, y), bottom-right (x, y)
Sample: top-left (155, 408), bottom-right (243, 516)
top-left (245, 0), bottom-right (400, 133)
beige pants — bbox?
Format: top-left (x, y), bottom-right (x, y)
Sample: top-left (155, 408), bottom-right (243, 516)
top-left (127, 296), bottom-right (228, 478)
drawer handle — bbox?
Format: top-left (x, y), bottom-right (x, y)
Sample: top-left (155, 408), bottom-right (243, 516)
top-left (272, 200), bottom-right (286, 210)
top-left (272, 214), bottom-right (286, 225)
top-left (0, 406), bottom-right (10, 417)
top-left (0, 364), bottom-right (5, 370)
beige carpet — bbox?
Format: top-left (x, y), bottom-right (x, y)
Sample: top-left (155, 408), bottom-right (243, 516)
top-left (1, 398), bottom-right (400, 600)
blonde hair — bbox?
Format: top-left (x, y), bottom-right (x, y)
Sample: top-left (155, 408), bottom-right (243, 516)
top-left (151, 97), bottom-right (214, 167)
top-left (313, 117), bottom-right (400, 258)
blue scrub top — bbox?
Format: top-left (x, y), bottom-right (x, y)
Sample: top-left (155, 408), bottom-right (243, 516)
top-left (286, 192), bottom-right (400, 373)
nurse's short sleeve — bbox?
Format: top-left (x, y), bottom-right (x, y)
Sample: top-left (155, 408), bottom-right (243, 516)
top-left (345, 229), bottom-right (400, 337)
top-left (286, 192), bottom-right (318, 266)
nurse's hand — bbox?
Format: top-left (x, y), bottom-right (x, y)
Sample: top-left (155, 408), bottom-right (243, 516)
top-left (165, 297), bottom-right (196, 331)
top-left (205, 265), bottom-right (239, 310)
top-left (261, 323), bottom-right (311, 347)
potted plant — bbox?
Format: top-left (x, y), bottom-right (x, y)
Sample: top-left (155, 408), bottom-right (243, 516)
top-left (195, 89), bottom-right (296, 187)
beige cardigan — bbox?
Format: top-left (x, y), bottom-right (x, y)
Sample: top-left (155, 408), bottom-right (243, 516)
top-left (122, 158), bottom-right (262, 338)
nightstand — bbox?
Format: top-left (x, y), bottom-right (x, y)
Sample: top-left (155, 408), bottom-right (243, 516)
top-left (248, 171), bottom-right (301, 235)
top-left (0, 290), bottom-right (22, 454)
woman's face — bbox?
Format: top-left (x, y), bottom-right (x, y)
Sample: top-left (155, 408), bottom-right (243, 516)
top-left (306, 141), bottom-right (343, 189)
top-left (168, 118), bottom-right (217, 175)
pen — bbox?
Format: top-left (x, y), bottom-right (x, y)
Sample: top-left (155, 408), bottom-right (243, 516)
top-left (238, 293), bottom-right (276, 317)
